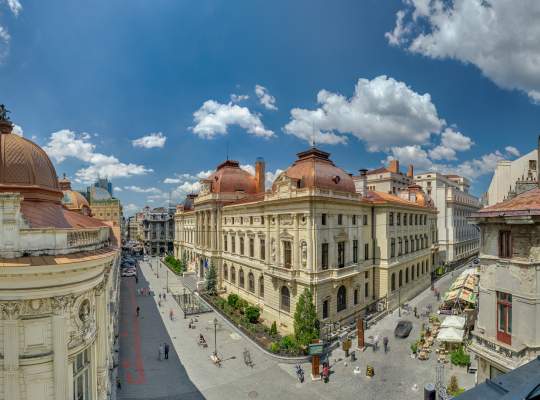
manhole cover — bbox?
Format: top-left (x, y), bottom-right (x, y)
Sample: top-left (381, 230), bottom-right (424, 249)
top-left (248, 391), bottom-right (258, 399)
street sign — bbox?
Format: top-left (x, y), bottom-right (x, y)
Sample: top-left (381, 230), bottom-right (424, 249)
top-left (308, 343), bottom-right (324, 355)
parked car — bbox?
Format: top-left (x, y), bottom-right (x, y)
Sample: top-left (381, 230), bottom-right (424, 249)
top-left (121, 270), bottom-right (137, 277)
top-left (394, 320), bottom-right (413, 338)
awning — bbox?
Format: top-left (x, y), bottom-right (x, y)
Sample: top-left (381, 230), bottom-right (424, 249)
top-left (441, 315), bottom-right (466, 330)
top-left (437, 327), bottom-right (464, 343)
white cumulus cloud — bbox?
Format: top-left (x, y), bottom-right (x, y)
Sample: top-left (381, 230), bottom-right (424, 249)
top-left (124, 186), bottom-right (162, 194)
top-left (11, 124), bottom-right (23, 136)
top-left (505, 146), bottom-right (520, 158)
top-left (44, 129), bottom-right (152, 183)
top-left (283, 75), bottom-right (444, 150)
top-left (255, 85), bottom-right (277, 110)
top-left (132, 132), bottom-right (167, 149)
top-left (191, 100), bottom-right (274, 139)
top-left (230, 94), bottom-right (249, 103)
top-left (387, 0), bottom-right (540, 102)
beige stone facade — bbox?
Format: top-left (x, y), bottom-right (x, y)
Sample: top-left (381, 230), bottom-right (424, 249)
top-left (175, 149), bottom-right (437, 333)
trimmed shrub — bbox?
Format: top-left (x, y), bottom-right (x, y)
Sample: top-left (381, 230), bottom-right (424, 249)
top-left (279, 335), bottom-right (299, 351)
top-left (270, 321), bottom-right (278, 336)
top-left (245, 306), bottom-right (261, 323)
top-left (227, 294), bottom-right (239, 309)
top-left (450, 346), bottom-right (470, 366)
top-left (268, 342), bottom-right (280, 353)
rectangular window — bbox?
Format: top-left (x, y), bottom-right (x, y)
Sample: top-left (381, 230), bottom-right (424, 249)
top-left (499, 230), bottom-right (512, 258)
top-left (354, 289), bottom-right (358, 305)
top-left (321, 243), bottom-right (329, 270)
top-left (409, 214), bottom-right (413, 225)
top-left (322, 299), bottom-right (329, 319)
top-left (232, 237), bottom-right (236, 253)
top-left (337, 241), bottom-right (345, 268)
top-left (415, 214), bottom-right (418, 225)
top-left (283, 241), bottom-right (292, 268)
top-left (322, 213), bottom-right (327, 225)
top-left (250, 216), bottom-right (253, 225)
top-left (397, 213), bottom-right (401, 225)
top-left (365, 281), bottom-right (369, 298)
top-left (249, 238), bottom-right (254, 257)
top-left (338, 214), bottom-right (343, 225)
top-left (224, 235), bottom-right (228, 252)
top-left (364, 243), bottom-right (369, 260)
top-left (352, 215), bottom-right (357, 225)
top-left (389, 212), bottom-right (394, 226)
top-left (404, 213), bottom-right (407, 226)
top-left (363, 215), bottom-right (368, 225)
top-left (497, 291), bottom-right (512, 345)
top-left (390, 238), bottom-right (395, 258)
top-left (240, 237), bottom-right (245, 255)
top-left (261, 216), bottom-right (265, 225)
top-left (353, 240), bottom-right (358, 263)
top-left (260, 238), bottom-right (265, 260)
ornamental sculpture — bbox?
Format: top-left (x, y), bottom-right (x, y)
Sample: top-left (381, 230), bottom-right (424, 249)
top-left (0, 104), bottom-right (11, 122)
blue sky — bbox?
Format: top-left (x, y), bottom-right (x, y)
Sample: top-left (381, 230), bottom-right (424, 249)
top-left (1, 0), bottom-right (539, 215)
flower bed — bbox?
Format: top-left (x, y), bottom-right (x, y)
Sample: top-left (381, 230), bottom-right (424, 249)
top-left (203, 293), bottom-right (305, 357)
top-left (163, 255), bottom-right (185, 275)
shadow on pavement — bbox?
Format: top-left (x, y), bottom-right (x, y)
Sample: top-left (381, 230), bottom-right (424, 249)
top-left (117, 264), bottom-right (205, 400)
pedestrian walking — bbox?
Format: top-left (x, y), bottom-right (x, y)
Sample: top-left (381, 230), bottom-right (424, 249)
top-left (373, 335), bottom-right (379, 351)
top-left (414, 306), bottom-right (418, 318)
top-left (158, 299), bottom-right (162, 308)
top-left (383, 336), bottom-right (389, 353)
top-left (116, 376), bottom-right (122, 390)
top-left (164, 343), bottom-right (170, 360)
top-left (169, 309), bottom-right (174, 321)
top-left (136, 306), bottom-right (140, 317)
top-left (135, 275), bottom-right (138, 284)
top-left (163, 292), bottom-right (167, 300)
top-left (158, 343), bottom-right (164, 361)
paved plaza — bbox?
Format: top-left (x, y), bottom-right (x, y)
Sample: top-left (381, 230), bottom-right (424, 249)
top-left (117, 258), bottom-right (475, 399)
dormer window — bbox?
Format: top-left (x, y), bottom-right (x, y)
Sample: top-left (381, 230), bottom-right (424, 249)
top-left (332, 175), bottom-right (341, 184)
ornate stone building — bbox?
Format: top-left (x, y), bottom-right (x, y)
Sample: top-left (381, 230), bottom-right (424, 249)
top-left (469, 185), bottom-right (540, 383)
top-left (175, 148), bottom-right (437, 331)
top-left (0, 115), bottom-right (120, 400)
top-left (141, 206), bottom-right (175, 255)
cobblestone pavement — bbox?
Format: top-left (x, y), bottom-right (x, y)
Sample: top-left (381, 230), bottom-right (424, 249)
top-left (118, 257), bottom-right (475, 399)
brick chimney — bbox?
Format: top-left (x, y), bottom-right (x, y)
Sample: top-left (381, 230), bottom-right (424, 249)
top-left (359, 169), bottom-right (368, 197)
top-left (407, 164), bottom-right (414, 178)
top-left (388, 159), bottom-right (400, 174)
top-left (255, 157), bottom-right (265, 193)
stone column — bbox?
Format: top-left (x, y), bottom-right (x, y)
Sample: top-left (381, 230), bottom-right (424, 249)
top-left (276, 214), bottom-right (281, 266)
top-left (265, 215), bottom-right (271, 266)
top-left (95, 282), bottom-right (108, 400)
top-left (293, 214), bottom-right (299, 268)
top-left (52, 296), bottom-right (71, 400)
top-left (210, 210), bottom-right (216, 250)
top-left (1, 302), bottom-right (21, 400)
top-left (307, 214), bottom-right (314, 271)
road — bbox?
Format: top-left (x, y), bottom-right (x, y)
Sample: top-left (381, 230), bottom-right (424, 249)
top-left (116, 257), bottom-right (475, 399)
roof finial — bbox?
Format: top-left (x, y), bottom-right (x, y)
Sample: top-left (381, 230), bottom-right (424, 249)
top-left (0, 104), bottom-right (11, 123)
top-left (310, 123), bottom-right (317, 148)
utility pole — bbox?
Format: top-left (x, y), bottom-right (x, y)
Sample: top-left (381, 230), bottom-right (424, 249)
top-left (213, 317), bottom-right (218, 357)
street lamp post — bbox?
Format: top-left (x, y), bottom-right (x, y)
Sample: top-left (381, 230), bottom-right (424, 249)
top-left (398, 288), bottom-right (401, 317)
top-left (213, 317), bottom-right (218, 357)
top-left (166, 269), bottom-right (169, 293)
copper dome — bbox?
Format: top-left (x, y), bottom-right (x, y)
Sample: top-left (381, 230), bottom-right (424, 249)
top-left (207, 160), bottom-right (258, 194)
top-left (0, 122), bottom-right (62, 202)
top-left (273, 148), bottom-right (356, 193)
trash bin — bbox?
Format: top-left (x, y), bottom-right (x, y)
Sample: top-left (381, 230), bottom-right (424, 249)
top-left (424, 383), bottom-right (436, 400)
top-left (350, 351), bottom-right (356, 362)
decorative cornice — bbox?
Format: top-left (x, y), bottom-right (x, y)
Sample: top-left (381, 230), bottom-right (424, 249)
top-left (0, 301), bottom-right (21, 320)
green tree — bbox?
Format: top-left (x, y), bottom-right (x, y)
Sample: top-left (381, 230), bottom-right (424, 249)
top-left (293, 288), bottom-right (320, 347)
top-left (270, 321), bottom-right (278, 336)
top-left (205, 262), bottom-right (218, 296)
top-left (244, 306), bottom-right (260, 323)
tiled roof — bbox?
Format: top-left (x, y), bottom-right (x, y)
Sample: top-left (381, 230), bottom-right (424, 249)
top-left (365, 191), bottom-right (432, 209)
top-left (21, 201), bottom-right (108, 229)
top-left (475, 187), bottom-right (540, 217)
top-left (366, 167), bottom-right (390, 175)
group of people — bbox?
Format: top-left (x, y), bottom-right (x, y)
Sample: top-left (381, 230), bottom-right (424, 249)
top-left (157, 292), bottom-right (167, 307)
top-left (158, 342), bottom-right (171, 360)
top-left (137, 287), bottom-right (151, 296)
top-left (371, 335), bottom-right (390, 353)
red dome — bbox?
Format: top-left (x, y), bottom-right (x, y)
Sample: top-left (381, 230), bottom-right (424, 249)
top-left (207, 160), bottom-right (258, 194)
top-left (273, 148), bottom-right (356, 194)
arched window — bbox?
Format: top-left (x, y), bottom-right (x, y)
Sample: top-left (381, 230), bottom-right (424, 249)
top-left (399, 270), bottom-right (403, 287)
top-left (281, 286), bottom-right (290, 312)
top-left (391, 273), bottom-right (396, 291)
top-left (337, 286), bottom-right (347, 312)
top-left (239, 269), bottom-right (245, 288)
top-left (231, 266), bottom-right (236, 284)
top-left (248, 272), bottom-right (255, 292)
top-left (405, 267), bottom-right (409, 284)
top-left (259, 276), bottom-right (264, 298)
top-left (223, 264), bottom-right (228, 281)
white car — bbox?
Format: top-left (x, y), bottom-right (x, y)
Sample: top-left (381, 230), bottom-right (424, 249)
top-left (121, 270), bottom-right (137, 277)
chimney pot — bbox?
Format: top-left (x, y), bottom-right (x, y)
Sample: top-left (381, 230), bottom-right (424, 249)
top-left (255, 157), bottom-right (265, 193)
top-left (407, 164), bottom-right (414, 178)
top-left (389, 159), bottom-right (400, 174)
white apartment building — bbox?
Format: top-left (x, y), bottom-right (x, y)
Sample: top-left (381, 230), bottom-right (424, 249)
top-left (415, 172), bottom-right (481, 264)
top-left (486, 148), bottom-right (538, 206)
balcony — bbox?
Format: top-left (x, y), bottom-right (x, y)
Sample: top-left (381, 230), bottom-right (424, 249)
top-left (265, 266), bottom-right (300, 281)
